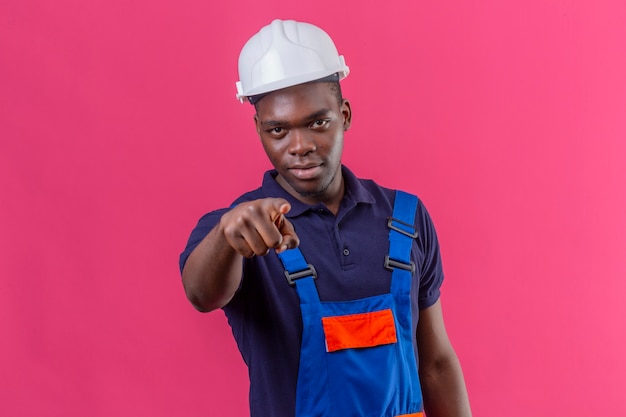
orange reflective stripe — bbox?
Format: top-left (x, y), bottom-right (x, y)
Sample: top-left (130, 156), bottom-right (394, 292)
top-left (321, 308), bottom-right (397, 352)
top-left (395, 413), bottom-right (424, 417)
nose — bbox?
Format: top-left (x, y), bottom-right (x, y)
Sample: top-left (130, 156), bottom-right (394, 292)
top-left (287, 128), bottom-right (316, 156)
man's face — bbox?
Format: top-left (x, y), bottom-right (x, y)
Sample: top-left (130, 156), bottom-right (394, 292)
top-left (254, 82), bottom-right (352, 205)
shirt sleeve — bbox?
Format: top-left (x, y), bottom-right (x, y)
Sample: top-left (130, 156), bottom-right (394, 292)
top-left (415, 200), bottom-right (445, 310)
top-left (178, 208), bottom-right (230, 274)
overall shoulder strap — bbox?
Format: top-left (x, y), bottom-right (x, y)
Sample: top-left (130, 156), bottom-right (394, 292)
top-left (386, 190), bottom-right (419, 295)
top-left (277, 248), bottom-right (320, 304)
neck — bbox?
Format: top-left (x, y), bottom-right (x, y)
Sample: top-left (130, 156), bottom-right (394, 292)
top-left (319, 177), bottom-right (344, 215)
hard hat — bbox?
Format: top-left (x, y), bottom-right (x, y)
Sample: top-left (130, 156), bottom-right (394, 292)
top-left (236, 19), bottom-right (350, 103)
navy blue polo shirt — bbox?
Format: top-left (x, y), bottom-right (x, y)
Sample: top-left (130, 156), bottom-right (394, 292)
top-left (179, 165), bottom-right (444, 417)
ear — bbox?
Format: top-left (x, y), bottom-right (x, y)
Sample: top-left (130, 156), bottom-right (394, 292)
top-left (253, 114), bottom-right (261, 137)
top-left (341, 99), bottom-right (352, 131)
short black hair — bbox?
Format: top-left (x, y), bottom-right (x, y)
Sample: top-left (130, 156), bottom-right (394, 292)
top-left (327, 80), bottom-right (343, 107)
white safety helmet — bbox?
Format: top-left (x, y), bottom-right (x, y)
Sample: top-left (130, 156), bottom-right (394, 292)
top-left (236, 19), bottom-right (350, 104)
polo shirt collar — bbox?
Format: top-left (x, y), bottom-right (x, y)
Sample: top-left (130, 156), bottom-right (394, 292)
top-left (261, 165), bottom-right (376, 217)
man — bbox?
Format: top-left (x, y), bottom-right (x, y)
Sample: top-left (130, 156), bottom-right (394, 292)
top-left (180, 19), bottom-right (471, 417)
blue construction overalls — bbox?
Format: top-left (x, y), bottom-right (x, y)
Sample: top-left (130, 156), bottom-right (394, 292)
top-left (278, 191), bottom-right (425, 417)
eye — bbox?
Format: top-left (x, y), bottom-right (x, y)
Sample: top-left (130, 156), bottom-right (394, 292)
top-left (310, 119), bottom-right (330, 129)
top-left (265, 126), bottom-right (287, 138)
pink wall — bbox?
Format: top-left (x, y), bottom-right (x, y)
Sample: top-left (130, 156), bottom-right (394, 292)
top-left (2, 1), bottom-right (625, 416)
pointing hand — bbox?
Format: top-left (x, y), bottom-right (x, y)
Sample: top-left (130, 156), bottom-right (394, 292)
top-left (220, 198), bottom-right (300, 258)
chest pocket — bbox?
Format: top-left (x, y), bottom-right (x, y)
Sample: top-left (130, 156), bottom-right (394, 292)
top-left (322, 308), bottom-right (397, 352)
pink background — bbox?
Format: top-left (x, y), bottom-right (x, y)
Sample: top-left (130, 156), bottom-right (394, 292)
top-left (2, 1), bottom-right (626, 416)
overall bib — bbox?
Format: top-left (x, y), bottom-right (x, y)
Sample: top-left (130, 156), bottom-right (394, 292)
top-left (278, 191), bottom-right (425, 417)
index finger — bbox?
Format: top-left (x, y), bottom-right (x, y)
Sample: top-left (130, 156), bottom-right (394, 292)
top-left (267, 198), bottom-right (291, 225)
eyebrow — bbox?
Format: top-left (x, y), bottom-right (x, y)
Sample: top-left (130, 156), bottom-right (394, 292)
top-left (260, 109), bottom-right (333, 128)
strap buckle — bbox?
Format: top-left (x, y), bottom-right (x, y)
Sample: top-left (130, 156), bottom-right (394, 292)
top-left (284, 264), bottom-right (317, 286)
top-left (384, 255), bottom-right (416, 275)
top-left (387, 217), bottom-right (418, 238)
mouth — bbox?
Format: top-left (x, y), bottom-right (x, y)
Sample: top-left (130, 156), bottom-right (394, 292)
top-left (288, 164), bottom-right (323, 180)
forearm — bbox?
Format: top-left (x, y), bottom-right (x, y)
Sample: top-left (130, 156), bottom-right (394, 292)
top-left (419, 354), bottom-right (472, 417)
top-left (181, 223), bottom-right (243, 312)
top-left (181, 198), bottom-right (299, 312)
